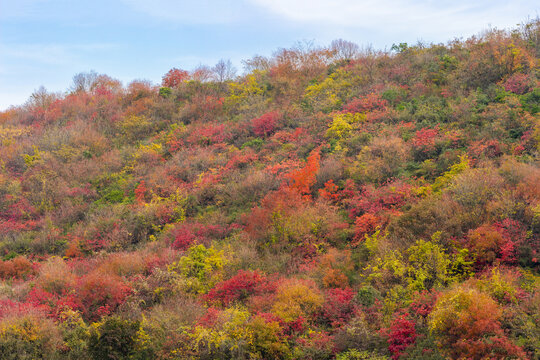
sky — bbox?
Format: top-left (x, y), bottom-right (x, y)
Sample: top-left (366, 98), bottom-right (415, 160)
top-left (0, 0), bottom-right (538, 110)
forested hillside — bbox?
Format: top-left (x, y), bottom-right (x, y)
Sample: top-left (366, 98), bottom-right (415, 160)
top-left (0, 20), bottom-right (539, 359)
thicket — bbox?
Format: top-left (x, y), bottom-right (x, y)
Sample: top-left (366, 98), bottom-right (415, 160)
top-left (0, 20), bottom-right (539, 359)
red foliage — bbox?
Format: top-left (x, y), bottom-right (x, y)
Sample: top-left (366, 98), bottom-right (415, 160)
top-left (383, 313), bottom-right (417, 360)
top-left (206, 270), bottom-right (276, 306)
top-left (343, 93), bottom-right (388, 113)
top-left (345, 180), bottom-right (414, 219)
top-left (0, 256), bottom-right (36, 280)
top-left (0, 197), bottom-right (40, 234)
top-left (434, 289), bottom-right (526, 360)
top-left (353, 213), bottom-right (380, 243)
top-left (223, 150), bottom-right (259, 172)
top-left (75, 271), bottom-right (132, 321)
top-left (25, 286), bottom-right (81, 320)
top-left (186, 123), bottom-right (229, 146)
top-left (170, 225), bottom-right (196, 251)
top-left (197, 307), bottom-right (222, 327)
top-left (411, 127), bottom-right (438, 154)
top-left (408, 291), bottom-right (438, 319)
top-left (503, 73), bottom-right (530, 94)
top-left (318, 180), bottom-right (340, 202)
top-left (296, 330), bottom-right (335, 356)
top-left (467, 221), bottom-right (525, 267)
top-left (0, 299), bottom-right (37, 319)
top-left (134, 181), bottom-right (147, 204)
top-left (170, 222), bottom-right (232, 250)
top-left (251, 111), bottom-right (280, 137)
top-left (319, 287), bottom-right (356, 327)
top-left (162, 68), bottom-right (189, 88)
top-left (469, 139), bottom-right (504, 160)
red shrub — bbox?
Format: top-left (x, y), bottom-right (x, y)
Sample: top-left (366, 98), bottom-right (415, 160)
top-left (411, 127), bottom-right (438, 154)
top-left (75, 271), bottom-right (132, 321)
top-left (251, 111), bottom-right (280, 137)
top-left (170, 222), bottom-right (232, 250)
top-left (186, 123), bottom-right (229, 146)
top-left (345, 180), bottom-right (414, 219)
top-left (408, 291), bottom-right (438, 319)
top-left (503, 73), bottom-right (530, 94)
top-left (353, 213), bottom-right (380, 242)
top-left (0, 299), bottom-right (36, 319)
top-left (25, 286), bottom-right (81, 319)
top-left (170, 224), bottom-right (197, 250)
top-left (469, 139), bottom-right (504, 160)
top-left (197, 307), bottom-right (222, 327)
top-left (383, 313), bottom-right (417, 360)
top-left (206, 270), bottom-right (276, 306)
top-left (318, 180), bottom-right (340, 202)
top-left (0, 256), bottom-right (36, 280)
top-left (134, 181), bottom-right (148, 204)
top-left (343, 93), bottom-right (388, 113)
top-left (467, 222), bottom-right (522, 268)
top-left (319, 287), bottom-right (356, 327)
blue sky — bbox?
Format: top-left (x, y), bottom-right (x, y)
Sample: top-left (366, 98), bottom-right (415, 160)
top-left (0, 0), bottom-right (538, 110)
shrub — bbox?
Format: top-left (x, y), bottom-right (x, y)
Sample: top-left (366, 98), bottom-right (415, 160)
top-left (206, 270), bottom-right (276, 306)
top-left (0, 256), bottom-right (36, 280)
top-left (429, 286), bottom-right (525, 359)
top-left (271, 279), bottom-right (323, 322)
top-left (168, 244), bottom-right (227, 294)
top-left (0, 313), bottom-right (61, 360)
top-left (75, 271), bottom-right (132, 321)
top-left (382, 313), bottom-right (417, 360)
top-left (319, 287), bottom-right (356, 327)
top-left (251, 111), bottom-right (280, 137)
top-left (88, 316), bottom-right (140, 360)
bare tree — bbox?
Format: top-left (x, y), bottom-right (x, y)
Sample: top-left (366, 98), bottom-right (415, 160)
top-left (70, 71), bottom-right (122, 94)
top-left (70, 71), bottom-right (99, 93)
top-left (27, 86), bottom-right (57, 108)
top-left (191, 64), bottom-right (213, 82)
top-left (212, 59), bottom-right (237, 82)
top-left (242, 55), bottom-right (271, 73)
top-left (330, 39), bottom-right (360, 61)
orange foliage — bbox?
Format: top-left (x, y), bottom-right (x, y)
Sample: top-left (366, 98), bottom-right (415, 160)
top-left (286, 148), bottom-right (321, 199)
top-left (0, 256), bottom-right (36, 280)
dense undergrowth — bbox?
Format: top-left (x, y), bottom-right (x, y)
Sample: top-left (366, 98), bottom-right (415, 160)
top-left (0, 20), bottom-right (539, 359)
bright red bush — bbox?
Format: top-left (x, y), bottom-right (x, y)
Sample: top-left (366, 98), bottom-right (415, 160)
top-left (75, 271), bottom-right (132, 321)
top-left (411, 127), bottom-right (438, 154)
top-left (353, 213), bottom-right (380, 243)
top-left (383, 313), bottom-right (417, 360)
top-left (206, 270), bottom-right (276, 306)
top-left (319, 287), bottom-right (355, 327)
top-left (251, 111), bottom-right (280, 137)
top-left (343, 93), bottom-right (388, 113)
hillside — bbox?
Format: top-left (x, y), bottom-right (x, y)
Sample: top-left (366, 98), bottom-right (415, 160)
top-left (0, 21), bottom-right (539, 359)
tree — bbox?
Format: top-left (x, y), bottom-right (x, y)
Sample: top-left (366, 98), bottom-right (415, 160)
top-left (212, 59), bottom-right (237, 82)
top-left (70, 71), bottom-right (99, 93)
top-left (162, 67), bottom-right (189, 88)
top-left (330, 39), bottom-right (360, 61)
